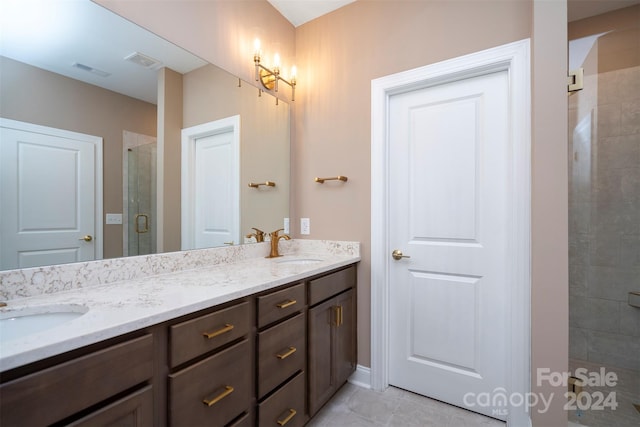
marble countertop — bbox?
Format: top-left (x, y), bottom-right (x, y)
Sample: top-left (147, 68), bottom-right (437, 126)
top-left (0, 241), bottom-right (360, 372)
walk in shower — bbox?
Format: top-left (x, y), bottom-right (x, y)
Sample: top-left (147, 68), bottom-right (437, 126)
top-left (123, 131), bottom-right (157, 257)
top-left (568, 5), bottom-right (639, 427)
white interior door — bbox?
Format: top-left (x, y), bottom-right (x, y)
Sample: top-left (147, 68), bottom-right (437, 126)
top-left (181, 116), bottom-right (240, 250)
top-left (388, 70), bottom-right (510, 419)
top-left (0, 119), bottom-right (102, 269)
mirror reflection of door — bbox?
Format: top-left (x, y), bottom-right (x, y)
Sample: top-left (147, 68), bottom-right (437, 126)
top-left (123, 131), bottom-right (157, 256)
top-left (0, 118), bottom-right (103, 269)
top-left (181, 116), bottom-right (240, 250)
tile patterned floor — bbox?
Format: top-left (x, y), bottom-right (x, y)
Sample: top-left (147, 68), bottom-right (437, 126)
top-left (307, 383), bottom-right (506, 427)
top-left (567, 359), bottom-right (640, 427)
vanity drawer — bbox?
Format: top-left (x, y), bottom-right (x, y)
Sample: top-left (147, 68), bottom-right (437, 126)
top-left (67, 385), bottom-right (153, 427)
top-left (257, 282), bottom-right (305, 328)
top-left (170, 300), bottom-right (250, 367)
top-left (258, 371), bottom-right (305, 427)
top-left (169, 339), bottom-right (251, 427)
top-left (308, 265), bottom-right (356, 306)
top-left (0, 334), bottom-right (153, 427)
top-left (257, 312), bottom-right (306, 398)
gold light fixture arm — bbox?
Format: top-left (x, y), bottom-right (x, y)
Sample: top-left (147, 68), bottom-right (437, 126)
top-left (248, 181), bottom-right (276, 188)
top-left (254, 48), bottom-right (296, 101)
top-left (315, 176), bottom-right (348, 184)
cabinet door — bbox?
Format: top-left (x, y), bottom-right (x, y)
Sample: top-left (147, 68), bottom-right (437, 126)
top-left (68, 386), bottom-right (153, 427)
top-left (335, 289), bottom-right (356, 386)
top-left (308, 297), bottom-right (336, 416)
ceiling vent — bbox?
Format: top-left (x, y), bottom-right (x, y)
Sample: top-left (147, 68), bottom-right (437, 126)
top-left (124, 52), bottom-right (163, 69)
top-left (72, 62), bottom-right (111, 77)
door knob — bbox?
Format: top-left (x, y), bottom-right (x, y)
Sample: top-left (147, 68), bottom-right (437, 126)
top-left (392, 249), bottom-right (410, 260)
top-left (79, 235), bottom-right (93, 242)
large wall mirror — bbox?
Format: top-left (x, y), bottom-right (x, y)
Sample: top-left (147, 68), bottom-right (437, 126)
top-left (0, 0), bottom-right (290, 271)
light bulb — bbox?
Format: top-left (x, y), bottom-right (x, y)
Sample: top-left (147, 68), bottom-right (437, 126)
top-left (253, 38), bottom-right (261, 55)
top-left (291, 66), bottom-right (297, 83)
top-left (274, 53), bottom-right (281, 70)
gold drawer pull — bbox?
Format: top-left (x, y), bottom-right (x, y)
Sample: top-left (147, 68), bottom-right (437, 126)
top-left (276, 299), bottom-right (297, 309)
top-left (202, 385), bottom-right (234, 407)
top-left (333, 305), bottom-right (343, 326)
top-left (277, 408), bottom-right (297, 426)
top-left (202, 323), bottom-right (234, 339)
top-left (276, 346), bottom-right (297, 360)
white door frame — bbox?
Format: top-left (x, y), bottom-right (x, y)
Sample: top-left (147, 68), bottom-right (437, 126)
top-left (370, 39), bottom-right (531, 426)
top-left (181, 115), bottom-right (240, 250)
top-left (0, 117), bottom-right (104, 261)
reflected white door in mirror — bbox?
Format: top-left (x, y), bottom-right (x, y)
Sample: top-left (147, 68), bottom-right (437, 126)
top-left (181, 116), bottom-right (240, 249)
top-left (0, 118), bottom-right (103, 269)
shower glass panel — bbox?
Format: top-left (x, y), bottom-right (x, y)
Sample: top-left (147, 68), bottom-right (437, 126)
top-left (127, 142), bottom-right (157, 256)
top-left (568, 6), bottom-right (639, 427)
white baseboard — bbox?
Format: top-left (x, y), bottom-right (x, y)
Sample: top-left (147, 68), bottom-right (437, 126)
top-left (348, 364), bottom-right (371, 389)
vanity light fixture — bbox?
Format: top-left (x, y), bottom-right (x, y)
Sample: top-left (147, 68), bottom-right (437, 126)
top-left (253, 38), bottom-right (296, 101)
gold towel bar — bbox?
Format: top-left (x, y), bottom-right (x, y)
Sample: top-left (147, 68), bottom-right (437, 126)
top-left (248, 181), bottom-right (276, 188)
top-left (315, 176), bottom-right (348, 183)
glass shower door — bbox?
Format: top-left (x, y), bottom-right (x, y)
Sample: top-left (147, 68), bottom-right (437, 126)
top-left (568, 7), bottom-right (640, 427)
top-left (127, 141), bottom-right (157, 256)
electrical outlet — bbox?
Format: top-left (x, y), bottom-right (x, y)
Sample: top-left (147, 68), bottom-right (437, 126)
top-left (300, 218), bottom-right (310, 235)
top-left (284, 218), bottom-right (290, 234)
top-left (105, 213), bottom-right (123, 225)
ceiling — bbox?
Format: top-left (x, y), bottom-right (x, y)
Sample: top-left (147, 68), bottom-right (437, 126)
top-left (267, 0), bottom-right (356, 27)
top-left (270, 0), bottom-right (640, 26)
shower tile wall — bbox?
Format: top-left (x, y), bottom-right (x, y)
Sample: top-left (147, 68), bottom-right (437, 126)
top-left (569, 59), bottom-right (640, 372)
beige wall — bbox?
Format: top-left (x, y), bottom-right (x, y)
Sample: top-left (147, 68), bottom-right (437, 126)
top-left (531, 1), bottom-right (569, 426)
top-left (0, 56), bottom-right (157, 259)
top-left (294, 0), bottom-right (531, 368)
top-left (157, 68), bottom-right (183, 253)
top-left (183, 64), bottom-right (290, 238)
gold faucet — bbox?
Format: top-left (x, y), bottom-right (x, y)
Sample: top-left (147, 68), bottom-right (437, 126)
top-left (266, 228), bottom-right (290, 258)
top-left (246, 227), bottom-right (266, 242)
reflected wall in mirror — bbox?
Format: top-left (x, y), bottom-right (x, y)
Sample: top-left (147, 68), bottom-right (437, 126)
top-left (0, 0), bottom-right (290, 271)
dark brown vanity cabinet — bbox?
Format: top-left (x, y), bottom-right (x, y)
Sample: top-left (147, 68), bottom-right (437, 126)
top-left (168, 301), bottom-right (252, 427)
top-left (308, 266), bottom-right (357, 417)
top-left (256, 283), bottom-right (307, 427)
top-left (0, 334), bottom-right (154, 427)
top-left (0, 263), bottom-right (357, 427)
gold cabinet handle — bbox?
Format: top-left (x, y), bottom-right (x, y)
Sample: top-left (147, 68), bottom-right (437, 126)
top-left (334, 305), bottom-right (343, 326)
top-left (202, 323), bottom-right (234, 339)
top-left (276, 299), bottom-right (297, 309)
top-left (79, 235), bottom-right (93, 242)
top-left (224, 241), bottom-right (234, 245)
top-left (277, 409), bottom-right (297, 426)
top-left (202, 385), bottom-right (234, 407)
top-left (276, 346), bottom-right (297, 360)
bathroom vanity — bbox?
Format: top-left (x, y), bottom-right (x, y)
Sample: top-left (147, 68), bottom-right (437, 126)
top-left (0, 240), bottom-right (359, 426)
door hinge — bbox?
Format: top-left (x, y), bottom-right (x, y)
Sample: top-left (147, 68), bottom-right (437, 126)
top-left (568, 68), bottom-right (584, 93)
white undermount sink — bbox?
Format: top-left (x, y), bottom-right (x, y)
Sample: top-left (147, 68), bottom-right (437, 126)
top-left (0, 304), bottom-right (89, 342)
top-left (275, 258), bottom-right (323, 265)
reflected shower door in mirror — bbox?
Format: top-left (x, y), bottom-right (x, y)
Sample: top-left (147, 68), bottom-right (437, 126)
top-left (0, 0), bottom-right (290, 271)
top-left (124, 131), bottom-right (157, 256)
